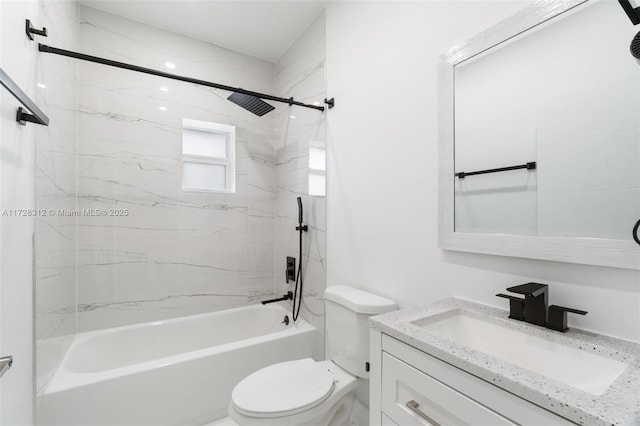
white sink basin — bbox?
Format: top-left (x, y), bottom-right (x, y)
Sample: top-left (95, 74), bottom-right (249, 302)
top-left (413, 311), bottom-right (628, 395)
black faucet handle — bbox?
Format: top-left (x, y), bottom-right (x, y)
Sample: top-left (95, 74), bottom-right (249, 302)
top-left (496, 293), bottom-right (523, 301)
top-left (506, 282), bottom-right (548, 297)
top-left (547, 305), bottom-right (587, 332)
top-left (496, 293), bottom-right (525, 321)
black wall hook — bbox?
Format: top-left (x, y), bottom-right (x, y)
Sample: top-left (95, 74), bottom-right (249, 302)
top-left (26, 19), bottom-right (48, 40)
top-left (1, 68), bottom-right (49, 126)
top-left (16, 107), bottom-right (41, 125)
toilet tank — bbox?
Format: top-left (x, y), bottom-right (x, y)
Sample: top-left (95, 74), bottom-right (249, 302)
top-left (324, 286), bottom-right (396, 379)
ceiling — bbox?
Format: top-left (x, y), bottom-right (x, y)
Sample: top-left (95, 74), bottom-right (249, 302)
top-left (79, 0), bottom-right (327, 62)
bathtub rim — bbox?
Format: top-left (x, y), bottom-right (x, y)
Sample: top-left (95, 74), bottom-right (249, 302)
top-left (74, 302), bottom-right (294, 341)
top-left (45, 303), bottom-right (314, 394)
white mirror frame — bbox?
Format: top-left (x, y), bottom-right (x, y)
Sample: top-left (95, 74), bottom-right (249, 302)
top-left (438, 0), bottom-right (640, 270)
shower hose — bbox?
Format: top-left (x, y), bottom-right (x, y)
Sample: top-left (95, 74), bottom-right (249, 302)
top-left (292, 225), bottom-right (303, 322)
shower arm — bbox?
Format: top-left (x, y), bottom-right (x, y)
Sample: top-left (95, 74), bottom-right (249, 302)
top-left (37, 43), bottom-right (333, 113)
top-left (620, 0), bottom-right (640, 25)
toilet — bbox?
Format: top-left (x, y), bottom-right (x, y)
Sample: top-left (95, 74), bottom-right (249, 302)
top-left (228, 286), bottom-right (396, 426)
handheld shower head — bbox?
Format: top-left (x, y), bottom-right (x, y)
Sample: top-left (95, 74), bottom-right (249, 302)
top-left (295, 197), bottom-right (308, 233)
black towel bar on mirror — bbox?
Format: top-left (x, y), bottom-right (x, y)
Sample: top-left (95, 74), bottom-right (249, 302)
top-left (0, 67), bottom-right (49, 126)
top-left (456, 161), bottom-right (536, 179)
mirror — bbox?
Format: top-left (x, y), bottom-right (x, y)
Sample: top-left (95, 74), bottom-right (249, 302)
top-left (439, 0), bottom-right (640, 269)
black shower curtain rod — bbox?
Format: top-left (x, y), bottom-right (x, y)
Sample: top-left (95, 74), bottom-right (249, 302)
top-left (38, 43), bottom-right (327, 112)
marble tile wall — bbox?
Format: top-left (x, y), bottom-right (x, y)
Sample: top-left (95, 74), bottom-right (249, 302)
top-left (75, 6), bottom-right (277, 331)
top-left (34, 0), bottom-right (79, 403)
top-left (275, 13), bottom-right (327, 361)
top-left (32, 3), bottom-right (328, 355)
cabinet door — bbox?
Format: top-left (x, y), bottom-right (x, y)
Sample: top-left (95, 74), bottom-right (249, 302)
top-left (381, 413), bottom-right (398, 426)
top-left (382, 352), bottom-right (515, 426)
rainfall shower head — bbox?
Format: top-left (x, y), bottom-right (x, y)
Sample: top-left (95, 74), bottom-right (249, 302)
top-left (632, 32), bottom-right (640, 60)
top-left (227, 92), bottom-right (275, 117)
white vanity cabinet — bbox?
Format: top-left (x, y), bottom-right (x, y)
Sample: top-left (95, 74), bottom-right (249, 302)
top-left (370, 330), bottom-right (576, 426)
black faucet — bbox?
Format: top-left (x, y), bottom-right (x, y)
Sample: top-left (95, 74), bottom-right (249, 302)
top-left (497, 283), bottom-right (587, 332)
top-left (505, 282), bottom-right (548, 327)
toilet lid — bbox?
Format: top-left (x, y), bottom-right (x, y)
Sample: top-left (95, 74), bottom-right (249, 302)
top-left (232, 358), bottom-right (335, 418)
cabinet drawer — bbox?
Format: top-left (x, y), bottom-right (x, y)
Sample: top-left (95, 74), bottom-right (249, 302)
top-left (382, 352), bottom-right (515, 426)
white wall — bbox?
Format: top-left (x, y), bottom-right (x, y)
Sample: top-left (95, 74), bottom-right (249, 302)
top-left (0, 1), bottom-right (38, 423)
top-left (325, 0), bottom-right (640, 363)
top-left (2, 1), bottom-right (80, 422)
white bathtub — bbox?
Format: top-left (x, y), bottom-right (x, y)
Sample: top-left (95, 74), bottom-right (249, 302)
top-left (39, 303), bottom-right (316, 425)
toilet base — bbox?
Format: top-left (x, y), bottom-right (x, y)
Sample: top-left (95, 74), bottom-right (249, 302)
top-left (322, 393), bottom-right (355, 426)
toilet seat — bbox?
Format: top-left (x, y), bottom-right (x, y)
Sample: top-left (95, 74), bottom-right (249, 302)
top-left (231, 358), bottom-right (335, 418)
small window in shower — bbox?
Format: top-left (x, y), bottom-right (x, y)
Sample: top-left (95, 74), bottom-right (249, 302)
top-left (181, 118), bottom-right (236, 193)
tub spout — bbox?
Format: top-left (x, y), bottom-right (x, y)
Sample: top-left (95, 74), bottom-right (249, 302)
top-left (261, 292), bottom-right (293, 305)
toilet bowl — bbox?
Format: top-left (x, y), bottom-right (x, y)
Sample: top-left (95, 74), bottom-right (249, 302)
top-left (229, 286), bottom-right (396, 426)
top-left (228, 359), bottom-right (356, 426)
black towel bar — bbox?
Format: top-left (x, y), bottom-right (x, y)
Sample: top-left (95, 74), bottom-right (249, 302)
top-left (456, 162), bottom-right (536, 179)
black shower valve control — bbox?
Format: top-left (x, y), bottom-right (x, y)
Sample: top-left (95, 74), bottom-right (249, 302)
top-left (286, 256), bottom-right (296, 283)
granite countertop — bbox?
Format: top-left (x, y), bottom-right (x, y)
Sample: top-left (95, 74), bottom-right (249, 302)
top-left (369, 298), bottom-right (640, 426)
